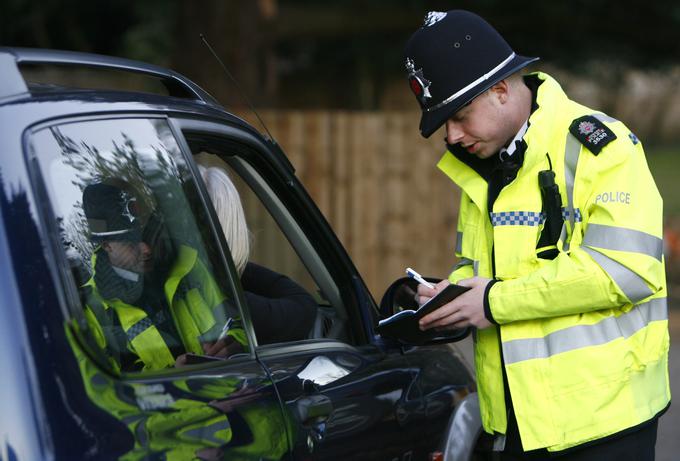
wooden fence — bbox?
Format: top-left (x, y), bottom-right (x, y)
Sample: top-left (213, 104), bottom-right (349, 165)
top-left (238, 110), bottom-right (463, 300)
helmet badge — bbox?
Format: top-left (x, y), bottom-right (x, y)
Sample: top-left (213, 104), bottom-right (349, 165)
top-left (406, 57), bottom-right (432, 104)
top-left (119, 191), bottom-right (138, 224)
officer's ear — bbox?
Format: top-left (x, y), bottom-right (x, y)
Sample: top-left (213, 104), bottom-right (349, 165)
top-left (489, 79), bottom-right (510, 104)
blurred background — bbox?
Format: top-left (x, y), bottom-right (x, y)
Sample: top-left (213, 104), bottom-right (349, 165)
top-left (4, 0), bottom-right (679, 299)
top-left (3, 0), bottom-right (679, 458)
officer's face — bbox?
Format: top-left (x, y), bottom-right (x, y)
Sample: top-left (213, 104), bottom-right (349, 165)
top-left (445, 82), bottom-right (516, 159)
top-left (103, 240), bottom-right (153, 274)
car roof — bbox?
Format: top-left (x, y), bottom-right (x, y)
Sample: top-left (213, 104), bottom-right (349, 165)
top-left (0, 47), bottom-right (259, 135)
top-left (0, 47), bottom-right (220, 104)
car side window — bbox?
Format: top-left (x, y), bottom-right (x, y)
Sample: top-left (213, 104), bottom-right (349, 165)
top-left (29, 117), bottom-right (248, 373)
top-left (190, 143), bottom-right (352, 347)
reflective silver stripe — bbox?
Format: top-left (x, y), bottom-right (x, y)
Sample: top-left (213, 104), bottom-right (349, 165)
top-left (456, 231), bottom-right (463, 253)
top-left (582, 247), bottom-right (654, 302)
top-left (135, 417), bottom-right (149, 446)
top-left (121, 414), bottom-right (146, 426)
top-left (183, 417), bottom-right (231, 445)
top-left (198, 304), bottom-right (229, 342)
top-left (503, 297), bottom-right (667, 364)
top-left (584, 223), bottom-right (663, 261)
top-left (562, 113), bottom-right (617, 251)
top-left (91, 229), bottom-right (132, 237)
top-left (593, 113), bottom-right (617, 123)
top-left (425, 53), bottom-right (516, 112)
top-left (453, 257), bottom-right (474, 271)
top-left (563, 133), bottom-right (581, 251)
top-left (473, 260), bottom-right (479, 277)
top-left (559, 221), bottom-right (567, 245)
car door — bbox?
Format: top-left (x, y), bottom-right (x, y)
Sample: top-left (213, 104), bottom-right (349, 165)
top-left (27, 115), bottom-right (295, 460)
top-left (175, 118), bottom-right (476, 461)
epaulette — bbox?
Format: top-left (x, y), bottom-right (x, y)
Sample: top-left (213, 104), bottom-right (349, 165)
top-left (568, 115), bottom-right (616, 155)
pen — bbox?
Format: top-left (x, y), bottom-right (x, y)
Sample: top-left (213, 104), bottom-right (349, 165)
top-left (217, 318), bottom-right (234, 341)
top-left (406, 267), bottom-right (435, 289)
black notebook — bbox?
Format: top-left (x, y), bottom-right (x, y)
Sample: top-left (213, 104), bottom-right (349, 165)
top-left (376, 283), bottom-right (470, 345)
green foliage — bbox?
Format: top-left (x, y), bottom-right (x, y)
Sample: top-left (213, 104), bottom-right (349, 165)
top-left (2, 0), bottom-right (679, 110)
top-left (4, 1), bottom-right (680, 69)
top-left (647, 146), bottom-right (680, 217)
top-left (0, 0), bottom-right (176, 64)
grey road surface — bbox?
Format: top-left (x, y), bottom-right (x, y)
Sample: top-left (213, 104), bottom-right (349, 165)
top-left (657, 307), bottom-right (679, 461)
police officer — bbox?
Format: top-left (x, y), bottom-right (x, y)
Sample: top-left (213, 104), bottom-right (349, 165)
top-left (404, 10), bottom-right (669, 460)
top-left (82, 181), bottom-right (245, 371)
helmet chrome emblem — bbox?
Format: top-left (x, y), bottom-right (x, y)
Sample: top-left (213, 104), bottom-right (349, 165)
top-left (119, 191), bottom-right (138, 224)
top-left (406, 57), bottom-right (432, 103)
top-left (423, 11), bottom-right (447, 27)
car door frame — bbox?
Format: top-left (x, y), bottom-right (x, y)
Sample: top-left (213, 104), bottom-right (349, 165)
top-left (172, 116), bottom-right (379, 345)
top-left (170, 116), bottom-right (477, 460)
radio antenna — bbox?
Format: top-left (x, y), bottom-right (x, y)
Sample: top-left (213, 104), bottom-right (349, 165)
top-left (200, 34), bottom-right (275, 142)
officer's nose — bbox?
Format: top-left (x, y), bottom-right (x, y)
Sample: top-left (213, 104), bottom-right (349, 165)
top-left (138, 241), bottom-right (152, 257)
top-left (445, 119), bottom-right (464, 145)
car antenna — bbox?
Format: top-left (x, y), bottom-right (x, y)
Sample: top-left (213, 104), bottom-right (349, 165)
top-left (200, 34), bottom-right (275, 142)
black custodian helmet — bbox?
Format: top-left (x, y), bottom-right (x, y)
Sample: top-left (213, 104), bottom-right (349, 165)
top-left (82, 182), bottom-right (144, 243)
top-left (404, 10), bottom-right (538, 138)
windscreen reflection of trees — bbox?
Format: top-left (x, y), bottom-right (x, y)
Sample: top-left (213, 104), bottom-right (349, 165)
top-left (51, 121), bottom-right (183, 276)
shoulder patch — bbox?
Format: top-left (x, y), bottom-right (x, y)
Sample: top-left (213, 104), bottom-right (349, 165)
top-left (569, 115), bottom-right (616, 155)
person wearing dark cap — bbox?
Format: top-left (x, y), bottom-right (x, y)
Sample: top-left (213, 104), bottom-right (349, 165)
top-left (81, 181), bottom-right (246, 371)
top-left (405, 10), bottom-right (668, 460)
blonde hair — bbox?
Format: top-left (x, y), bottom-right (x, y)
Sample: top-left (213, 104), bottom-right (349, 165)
top-left (198, 165), bottom-right (250, 275)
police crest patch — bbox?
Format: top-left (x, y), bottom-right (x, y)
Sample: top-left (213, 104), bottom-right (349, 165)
top-left (569, 115), bottom-right (616, 155)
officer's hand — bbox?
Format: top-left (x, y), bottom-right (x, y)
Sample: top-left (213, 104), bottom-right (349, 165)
top-left (203, 336), bottom-right (243, 358)
top-left (415, 279), bottom-right (450, 306)
top-left (419, 277), bottom-right (493, 330)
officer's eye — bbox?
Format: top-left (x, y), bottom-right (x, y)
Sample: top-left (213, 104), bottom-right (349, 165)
top-left (453, 111), bottom-right (467, 122)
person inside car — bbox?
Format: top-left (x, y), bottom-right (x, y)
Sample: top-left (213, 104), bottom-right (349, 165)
top-left (198, 164), bottom-right (317, 344)
top-left (81, 180), bottom-right (245, 371)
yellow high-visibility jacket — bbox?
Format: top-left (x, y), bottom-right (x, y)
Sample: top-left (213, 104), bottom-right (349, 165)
top-left (85, 244), bottom-right (247, 371)
top-left (66, 327), bottom-right (235, 460)
top-left (438, 72), bottom-right (670, 452)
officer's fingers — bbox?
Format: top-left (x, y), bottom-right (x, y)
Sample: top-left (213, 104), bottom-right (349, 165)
top-left (175, 354), bottom-right (189, 367)
top-left (459, 276), bottom-right (491, 289)
top-left (435, 279), bottom-right (451, 290)
top-left (457, 277), bottom-right (474, 287)
top-left (435, 318), bottom-right (468, 331)
top-left (213, 341), bottom-right (232, 357)
top-left (416, 279), bottom-right (451, 306)
top-left (211, 337), bottom-right (242, 358)
top-left (429, 310), bottom-right (466, 330)
top-left (226, 340), bottom-right (244, 357)
top-left (414, 293), bottom-right (427, 306)
top-left (419, 300), bottom-right (458, 330)
top-left (416, 283), bottom-right (438, 298)
top-left (204, 340), bottom-right (225, 356)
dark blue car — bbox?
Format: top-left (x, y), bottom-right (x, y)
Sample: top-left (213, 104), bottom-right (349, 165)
top-left (0, 47), bottom-right (484, 461)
